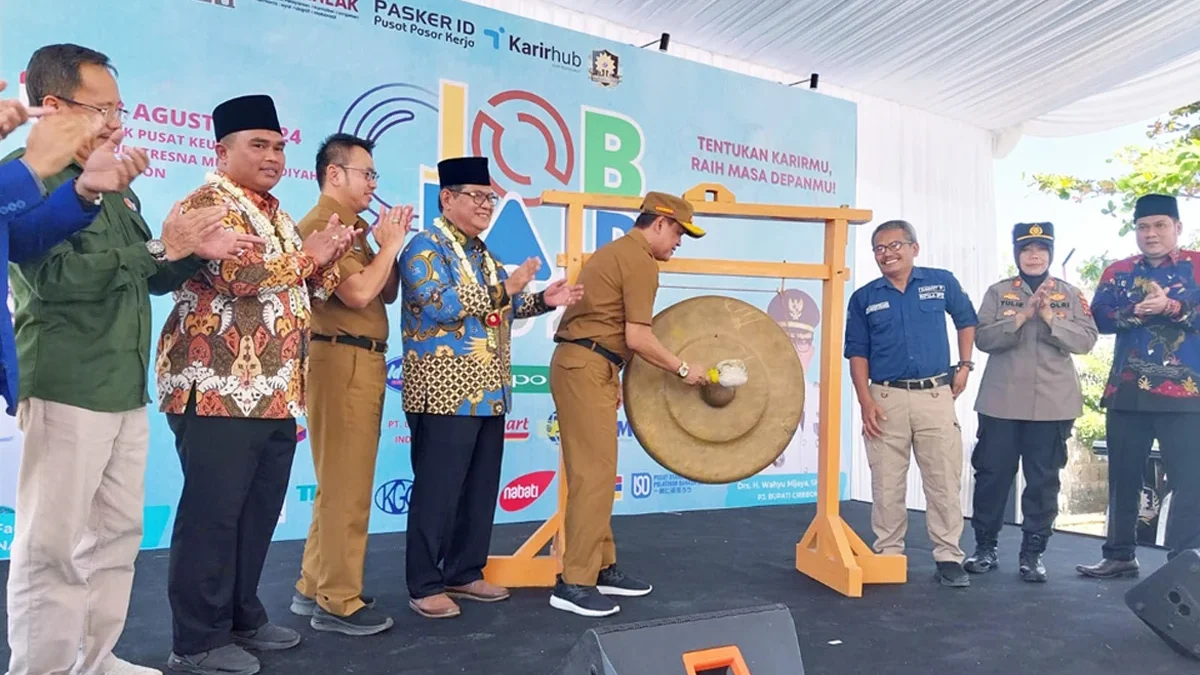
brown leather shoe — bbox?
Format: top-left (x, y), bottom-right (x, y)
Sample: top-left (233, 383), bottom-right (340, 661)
top-left (446, 579), bottom-right (510, 603)
top-left (408, 593), bottom-right (461, 619)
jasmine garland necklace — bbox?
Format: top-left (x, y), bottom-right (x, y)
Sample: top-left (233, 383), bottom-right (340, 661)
top-left (204, 172), bottom-right (310, 318)
top-left (433, 216), bottom-right (503, 349)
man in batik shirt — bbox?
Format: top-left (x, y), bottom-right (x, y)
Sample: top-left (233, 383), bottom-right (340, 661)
top-left (1078, 193), bottom-right (1200, 580)
top-left (398, 156), bottom-right (583, 619)
top-left (153, 94), bottom-right (352, 674)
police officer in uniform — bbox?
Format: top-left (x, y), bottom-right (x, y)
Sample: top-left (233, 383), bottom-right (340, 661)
top-left (966, 222), bottom-right (1098, 582)
top-left (548, 192), bottom-right (708, 617)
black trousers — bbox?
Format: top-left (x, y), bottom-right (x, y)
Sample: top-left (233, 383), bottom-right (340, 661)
top-left (166, 392), bottom-right (297, 656)
top-left (405, 413), bottom-right (505, 599)
top-left (1103, 410), bottom-right (1200, 561)
top-left (971, 414), bottom-right (1073, 551)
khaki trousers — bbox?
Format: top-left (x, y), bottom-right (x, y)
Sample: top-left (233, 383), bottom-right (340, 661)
top-left (295, 341), bottom-right (386, 617)
top-left (864, 383), bottom-right (965, 563)
top-left (550, 343), bottom-right (621, 586)
top-left (5, 398), bottom-right (149, 675)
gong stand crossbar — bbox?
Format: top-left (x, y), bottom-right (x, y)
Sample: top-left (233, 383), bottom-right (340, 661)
top-left (480, 182), bottom-right (906, 598)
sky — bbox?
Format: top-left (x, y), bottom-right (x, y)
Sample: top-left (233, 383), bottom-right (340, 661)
top-left (993, 116), bottom-right (1198, 282)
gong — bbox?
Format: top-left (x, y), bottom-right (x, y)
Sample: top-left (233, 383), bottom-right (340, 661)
top-left (622, 295), bottom-right (806, 484)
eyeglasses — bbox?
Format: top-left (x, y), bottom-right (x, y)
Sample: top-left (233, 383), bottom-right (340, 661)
top-left (872, 240), bottom-right (912, 254)
top-left (452, 189), bottom-right (499, 207)
top-left (339, 165), bottom-right (379, 182)
top-left (57, 97), bottom-right (127, 122)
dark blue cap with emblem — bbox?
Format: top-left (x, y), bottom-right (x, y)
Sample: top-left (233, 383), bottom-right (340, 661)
top-left (1013, 221), bottom-right (1054, 262)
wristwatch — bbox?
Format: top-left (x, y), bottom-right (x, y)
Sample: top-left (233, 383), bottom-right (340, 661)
top-left (956, 360), bottom-right (975, 372)
top-left (146, 239), bottom-right (168, 264)
top-left (677, 362), bottom-right (689, 378)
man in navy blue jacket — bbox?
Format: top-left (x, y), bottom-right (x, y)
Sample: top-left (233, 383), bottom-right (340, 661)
top-left (0, 82), bottom-right (149, 416)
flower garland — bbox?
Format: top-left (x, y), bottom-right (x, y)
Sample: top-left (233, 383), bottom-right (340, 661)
top-left (433, 216), bottom-right (504, 346)
top-left (204, 172), bottom-right (310, 317)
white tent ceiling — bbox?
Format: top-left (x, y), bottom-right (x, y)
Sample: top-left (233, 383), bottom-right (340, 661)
top-left (511, 0), bottom-right (1200, 139)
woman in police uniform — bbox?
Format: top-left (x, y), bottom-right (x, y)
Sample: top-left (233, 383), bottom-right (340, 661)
top-left (966, 221), bottom-right (1098, 582)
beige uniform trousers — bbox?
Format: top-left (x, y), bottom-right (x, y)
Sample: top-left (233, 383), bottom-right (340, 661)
top-left (550, 344), bottom-right (622, 586)
top-left (865, 383), bottom-right (965, 564)
top-left (295, 341), bottom-right (386, 617)
top-left (6, 398), bottom-right (149, 675)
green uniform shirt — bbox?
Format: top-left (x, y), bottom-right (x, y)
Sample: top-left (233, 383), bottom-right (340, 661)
top-left (3, 149), bottom-right (204, 413)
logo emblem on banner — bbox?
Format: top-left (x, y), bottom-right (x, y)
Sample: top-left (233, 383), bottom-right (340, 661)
top-left (375, 478), bottom-right (414, 515)
top-left (499, 471), bottom-right (555, 511)
top-left (512, 365), bottom-right (550, 393)
top-left (386, 357), bottom-right (404, 393)
top-left (631, 472), bottom-right (652, 499)
top-left (589, 49), bottom-right (621, 88)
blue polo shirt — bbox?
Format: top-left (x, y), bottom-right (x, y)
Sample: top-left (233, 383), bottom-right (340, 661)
top-left (844, 266), bottom-right (978, 382)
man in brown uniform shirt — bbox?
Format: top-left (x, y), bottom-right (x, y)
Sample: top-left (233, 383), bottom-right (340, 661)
top-left (290, 134), bottom-right (412, 636)
top-left (548, 191), bottom-right (708, 617)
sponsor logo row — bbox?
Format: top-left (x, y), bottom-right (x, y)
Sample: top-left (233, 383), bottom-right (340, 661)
top-left (191, 0), bottom-right (624, 88)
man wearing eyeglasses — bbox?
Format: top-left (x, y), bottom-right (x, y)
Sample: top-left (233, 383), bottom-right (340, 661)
top-left (844, 219), bottom-right (978, 588)
top-left (3, 44), bottom-right (258, 675)
top-left (397, 157), bottom-right (583, 619)
top-left (288, 133), bottom-right (411, 637)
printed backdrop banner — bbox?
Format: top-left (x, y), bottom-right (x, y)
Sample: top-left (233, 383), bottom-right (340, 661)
top-left (0, 0), bottom-right (859, 558)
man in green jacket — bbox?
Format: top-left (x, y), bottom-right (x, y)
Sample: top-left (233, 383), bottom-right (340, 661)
top-left (3, 43), bottom-right (262, 675)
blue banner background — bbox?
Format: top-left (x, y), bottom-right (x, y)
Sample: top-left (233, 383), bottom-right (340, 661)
top-left (0, 0), bottom-right (858, 558)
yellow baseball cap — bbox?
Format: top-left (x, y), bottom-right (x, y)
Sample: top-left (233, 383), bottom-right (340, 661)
top-left (639, 191), bottom-right (705, 238)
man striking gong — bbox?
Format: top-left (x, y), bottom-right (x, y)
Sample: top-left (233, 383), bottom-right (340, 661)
top-left (548, 192), bottom-right (709, 618)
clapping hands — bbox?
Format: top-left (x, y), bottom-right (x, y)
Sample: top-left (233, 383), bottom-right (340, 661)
top-left (76, 129), bottom-right (149, 200)
top-left (160, 201), bottom-right (265, 262)
top-left (504, 257), bottom-right (540, 297)
top-left (0, 80), bottom-right (45, 140)
top-left (303, 213), bottom-right (355, 266)
top-left (372, 205), bottom-right (413, 254)
top-left (1135, 281), bottom-right (1172, 317)
top-left (542, 278), bottom-right (584, 308)
top-left (1015, 284), bottom-right (1054, 326)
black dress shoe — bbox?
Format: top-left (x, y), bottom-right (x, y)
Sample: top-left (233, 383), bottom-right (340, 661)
top-left (1076, 558), bottom-right (1139, 579)
top-left (936, 561), bottom-right (970, 588)
top-left (1019, 552), bottom-right (1047, 583)
top-left (964, 545), bottom-right (998, 574)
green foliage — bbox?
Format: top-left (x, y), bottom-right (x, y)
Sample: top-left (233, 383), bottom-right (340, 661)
top-left (1026, 101), bottom-right (1200, 289)
top-left (1072, 341), bottom-right (1114, 451)
top-left (1023, 103), bottom-right (1200, 447)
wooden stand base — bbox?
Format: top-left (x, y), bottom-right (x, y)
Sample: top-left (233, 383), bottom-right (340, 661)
top-left (795, 511), bottom-right (907, 598)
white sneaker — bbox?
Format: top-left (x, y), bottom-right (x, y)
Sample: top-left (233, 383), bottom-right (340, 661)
top-left (103, 656), bottom-right (162, 675)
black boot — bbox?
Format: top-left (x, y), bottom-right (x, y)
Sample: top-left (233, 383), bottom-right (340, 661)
top-left (1019, 533), bottom-right (1048, 583)
top-left (963, 534), bottom-right (998, 574)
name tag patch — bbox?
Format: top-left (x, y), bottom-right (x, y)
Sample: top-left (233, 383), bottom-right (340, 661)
top-left (865, 301), bottom-right (890, 315)
top-left (918, 284), bottom-right (945, 301)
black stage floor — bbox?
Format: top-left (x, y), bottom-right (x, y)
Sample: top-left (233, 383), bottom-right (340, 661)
top-left (0, 500), bottom-right (1193, 674)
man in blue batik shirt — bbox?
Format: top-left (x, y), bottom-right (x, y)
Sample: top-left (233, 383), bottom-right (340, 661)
top-left (398, 156), bottom-right (583, 619)
top-left (844, 219), bottom-right (978, 588)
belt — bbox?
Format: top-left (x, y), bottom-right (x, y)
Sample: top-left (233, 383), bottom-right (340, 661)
top-left (555, 337), bottom-right (625, 368)
top-left (312, 333), bottom-right (388, 353)
top-left (873, 373), bottom-right (951, 390)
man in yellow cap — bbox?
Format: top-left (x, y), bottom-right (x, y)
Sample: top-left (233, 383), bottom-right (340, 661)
top-left (548, 191), bottom-right (708, 617)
